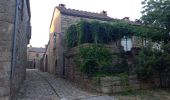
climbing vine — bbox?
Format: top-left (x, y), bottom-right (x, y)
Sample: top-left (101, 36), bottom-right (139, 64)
top-left (66, 20), bottom-right (167, 48)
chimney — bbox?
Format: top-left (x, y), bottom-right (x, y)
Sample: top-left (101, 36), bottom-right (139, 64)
top-left (59, 4), bottom-right (65, 7)
top-left (100, 10), bottom-right (107, 16)
top-left (122, 17), bottom-right (130, 21)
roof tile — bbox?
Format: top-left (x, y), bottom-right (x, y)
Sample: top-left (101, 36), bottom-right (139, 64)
top-left (56, 6), bottom-right (113, 21)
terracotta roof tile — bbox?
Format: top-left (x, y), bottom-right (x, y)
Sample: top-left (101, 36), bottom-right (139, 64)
top-left (56, 6), bottom-right (113, 21)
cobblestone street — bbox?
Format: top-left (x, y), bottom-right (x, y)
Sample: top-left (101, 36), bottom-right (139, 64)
top-left (14, 69), bottom-right (115, 100)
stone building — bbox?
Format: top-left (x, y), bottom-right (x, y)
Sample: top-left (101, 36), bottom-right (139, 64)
top-left (48, 4), bottom-right (113, 75)
top-left (40, 42), bottom-right (49, 72)
top-left (0, 0), bottom-right (31, 99)
top-left (27, 46), bottom-right (45, 69)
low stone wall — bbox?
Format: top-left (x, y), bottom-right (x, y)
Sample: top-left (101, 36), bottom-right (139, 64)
top-left (98, 76), bottom-right (153, 94)
top-left (64, 44), bottom-right (158, 94)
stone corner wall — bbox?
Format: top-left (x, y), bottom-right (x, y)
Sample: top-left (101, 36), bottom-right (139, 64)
top-left (11, 0), bottom-right (31, 98)
top-left (0, 0), bottom-right (16, 99)
top-left (0, 0), bottom-right (31, 99)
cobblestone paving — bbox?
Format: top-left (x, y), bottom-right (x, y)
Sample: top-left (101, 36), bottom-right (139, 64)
top-left (14, 69), bottom-right (115, 100)
top-left (13, 69), bottom-right (59, 100)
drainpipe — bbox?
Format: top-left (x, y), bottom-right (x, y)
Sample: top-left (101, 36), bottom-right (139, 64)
top-left (10, 0), bottom-right (19, 99)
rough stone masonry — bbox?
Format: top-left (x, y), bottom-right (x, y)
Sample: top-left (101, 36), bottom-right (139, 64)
top-left (0, 0), bottom-right (31, 99)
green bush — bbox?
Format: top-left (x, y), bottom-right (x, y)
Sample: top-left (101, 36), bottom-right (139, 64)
top-left (135, 44), bottom-right (170, 87)
top-left (75, 44), bottom-right (129, 77)
top-left (76, 44), bottom-right (113, 77)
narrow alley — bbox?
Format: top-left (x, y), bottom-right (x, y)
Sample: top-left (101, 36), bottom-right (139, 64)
top-left (14, 69), bottom-right (115, 100)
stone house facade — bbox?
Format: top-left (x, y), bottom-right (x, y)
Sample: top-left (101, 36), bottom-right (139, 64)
top-left (46, 4), bottom-right (144, 76)
top-left (48, 4), bottom-right (114, 75)
top-left (27, 46), bottom-right (45, 69)
top-left (0, 0), bottom-right (31, 99)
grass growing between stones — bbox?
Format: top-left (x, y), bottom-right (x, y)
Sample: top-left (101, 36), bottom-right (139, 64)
top-left (113, 88), bottom-right (170, 100)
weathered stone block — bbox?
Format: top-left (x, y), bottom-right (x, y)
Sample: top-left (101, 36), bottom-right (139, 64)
top-left (0, 21), bottom-right (14, 41)
top-left (0, 12), bottom-right (15, 23)
top-left (0, 71), bottom-right (10, 79)
top-left (0, 87), bottom-right (10, 97)
top-left (100, 76), bottom-right (113, 82)
top-left (112, 86), bottom-right (123, 93)
top-left (0, 42), bottom-right (12, 52)
top-left (131, 84), bottom-right (140, 90)
top-left (0, 78), bottom-right (10, 87)
top-left (0, 52), bottom-right (11, 62)
top-left (100, 86), bottom-right (112, 94)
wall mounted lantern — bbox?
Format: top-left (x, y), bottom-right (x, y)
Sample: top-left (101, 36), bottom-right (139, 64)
top-left (53, 32), bottom-right (57, 49)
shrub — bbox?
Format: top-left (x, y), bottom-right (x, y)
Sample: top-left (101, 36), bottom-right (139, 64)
top-left (76, 44), bottom-right (113, 77)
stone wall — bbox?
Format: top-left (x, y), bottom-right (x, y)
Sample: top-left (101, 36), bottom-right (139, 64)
top-left (0, 0), bottom-right (31, 99)
top-left (0, 0), bottom-right (16, 99)
top-left (64, 44), bottom-right (122, 91)
top-left (99, 76), bottom-right (153, 94)
top-left (64, 44), bottom-right (159, 94)
top-left (10, 0), bottom-right (31, 98)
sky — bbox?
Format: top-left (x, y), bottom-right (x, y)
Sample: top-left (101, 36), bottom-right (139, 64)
top-left (29, 0), bottom-right (143, 47)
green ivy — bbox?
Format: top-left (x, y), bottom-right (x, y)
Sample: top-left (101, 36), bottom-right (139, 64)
top-left (66, 20), bottom-right (166, 48)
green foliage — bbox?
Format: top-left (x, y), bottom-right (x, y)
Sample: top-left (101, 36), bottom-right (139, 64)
top-left (66, 20), bottom-right (166, 48)
top-left (111, 53), bottom-right (129, 74)
top-left (141, 0), bottom-right (170, 40)
top-left (76, 44), bottom-right (113, 77)
top-left (66, 25), bottom-right (78, 48)
top-left (135, 43), bottom-right (170, 86)
top-left (75, 44), bottom-right (130, 77)
top-left (141, 0), bottom-right (170, 27)
top-left (135, 47), bottom-right (158, 80)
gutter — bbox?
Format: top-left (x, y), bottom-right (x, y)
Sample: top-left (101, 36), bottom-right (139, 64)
top-left (10, 0), bottom-right (19, 99)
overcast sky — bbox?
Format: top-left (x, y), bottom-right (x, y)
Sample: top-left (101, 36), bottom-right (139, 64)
top-left (29, 0), bottom-right (143, 47)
